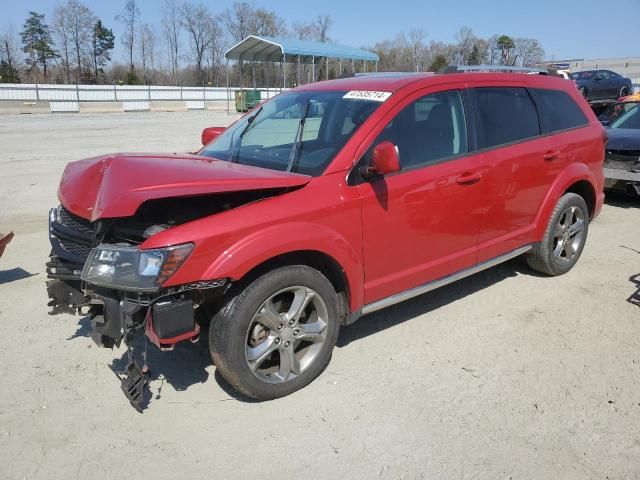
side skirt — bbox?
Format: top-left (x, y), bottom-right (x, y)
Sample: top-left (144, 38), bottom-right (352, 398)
top-left (345, 245), bottom-right (532, 325)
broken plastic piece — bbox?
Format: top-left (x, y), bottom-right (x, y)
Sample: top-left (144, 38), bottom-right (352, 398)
top-left (121, 359), bottom-right (149, 413)
top-left (0, 231), bottom-right (14, 259)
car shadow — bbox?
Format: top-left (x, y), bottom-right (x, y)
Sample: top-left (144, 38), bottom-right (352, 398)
top-left (0, 268), bottom-right (37, 285)
top-left (67, 257), bottom-right (534, 407)
top-left (337, 257), bottom-right (526, 348)
top-left (605, 191), bottom-right (639, 209)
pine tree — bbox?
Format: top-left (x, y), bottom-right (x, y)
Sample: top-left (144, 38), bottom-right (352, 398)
top-left (91, 20), bottom-right (115, 81)
top-left (429, 55), bottom-right (448, 72)
top-left (468, 45), bottom-right (482, 65)
top-left (20, 11), bottom-right (57, 80)
top-left (0, 60), bottom-right (21, 83)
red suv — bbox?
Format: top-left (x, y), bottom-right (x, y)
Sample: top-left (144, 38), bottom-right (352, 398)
top-left (46, 72), bottom-right (605, 408)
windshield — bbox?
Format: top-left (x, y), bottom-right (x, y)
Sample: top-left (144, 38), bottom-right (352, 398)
top-left (610, 103), bottom-right (640, 130)
top-left (199, 90), bottom-right (383, 176)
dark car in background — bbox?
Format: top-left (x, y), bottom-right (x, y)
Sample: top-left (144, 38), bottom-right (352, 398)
top-left (571, 70), bottom-right (633, 101)
top-left (598, 98), bottom-right (640, 126)
top-left (604, 101), bottom-right (640, 196)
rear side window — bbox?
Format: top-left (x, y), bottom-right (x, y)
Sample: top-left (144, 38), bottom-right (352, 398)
top-left (530, 88), bottom-right (588, 133)
top-left (471, 87), bottom-right (541, 149)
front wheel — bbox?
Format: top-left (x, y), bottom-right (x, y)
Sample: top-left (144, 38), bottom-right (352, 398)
top-left (526, 193), bottom-right (589, 276)
top-left (210, 265), bottom-right (340, 400)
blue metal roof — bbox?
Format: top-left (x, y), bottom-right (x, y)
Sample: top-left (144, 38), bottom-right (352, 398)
top-left (225, 35), bottom-right (379, 63)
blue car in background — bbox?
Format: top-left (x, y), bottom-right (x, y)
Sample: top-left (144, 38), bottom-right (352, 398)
top-left (571, 70), bottom-right (633, 101)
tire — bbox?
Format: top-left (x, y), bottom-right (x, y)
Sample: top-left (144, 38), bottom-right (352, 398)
top-left (210, 265), bottom-right (340, 400)
top-left (619, 86), bottom-right (630, 98)
top-left (526, 193), bottom-right (589, 276)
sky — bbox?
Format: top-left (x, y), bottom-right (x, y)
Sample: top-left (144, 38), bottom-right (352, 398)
top-left (1, 0), bottom-right (638, 62)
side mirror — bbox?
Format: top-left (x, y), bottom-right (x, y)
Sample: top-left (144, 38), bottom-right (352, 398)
top-left (201, 127), bottom-right (226, 146)
top-left (360, 141), bottom-right (400, 180)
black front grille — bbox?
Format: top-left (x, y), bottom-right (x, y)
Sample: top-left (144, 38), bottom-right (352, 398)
top-left (58, 206), bottom-right (93, 234)
top-left (49, 206), bottom-right (95, 264)
top-left (59, 238), bottom-right (93, 257)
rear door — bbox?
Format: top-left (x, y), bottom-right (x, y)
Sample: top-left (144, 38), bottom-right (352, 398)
top-left (469, 84), bottom-right (554, 262)
top-left (355, 85), bottom-right (484, 304)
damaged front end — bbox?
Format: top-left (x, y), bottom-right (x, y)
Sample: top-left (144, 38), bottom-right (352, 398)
top-left (46, 199), bottom-right (236, 410)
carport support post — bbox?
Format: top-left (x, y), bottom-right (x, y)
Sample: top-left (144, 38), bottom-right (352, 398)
top-left (375, 60), bottom-right (378, 72)
top-left (312, 56), bottom-right (315, 83)
top-left (326, 57), bottom-right (329, 80)
top-left (266, 63), bottom-right (269, 99)
top-left (351, 59), bottom-right (355, 73)
top-left (297, 55), bottom-right (301, 86)
top-left (225, 59), bottom-right (230, 114)
top-left (283, 54), bottom-right (286, 91)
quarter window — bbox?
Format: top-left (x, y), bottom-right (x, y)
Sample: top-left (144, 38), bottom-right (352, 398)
top-left (471, 87), bottom-right (541, 149)
top-left (367, 90), bottom-right (468, 170)
top-left (530, 88), bottom-right (588, 133)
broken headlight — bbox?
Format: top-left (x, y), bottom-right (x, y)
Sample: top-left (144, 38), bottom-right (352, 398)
top-left (81, 243), bottom-right (193, 292)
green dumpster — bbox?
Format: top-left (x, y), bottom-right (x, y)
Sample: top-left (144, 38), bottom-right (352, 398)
top-left (234, 89), bottom-right (262, 112)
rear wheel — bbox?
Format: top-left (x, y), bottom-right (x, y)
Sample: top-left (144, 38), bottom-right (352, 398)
top-left (526, 193), bottom-right (589, 276)
top-left (210, 265), bottom-right (340, 400)
top-left (619, 86), bottom-right (630, 98)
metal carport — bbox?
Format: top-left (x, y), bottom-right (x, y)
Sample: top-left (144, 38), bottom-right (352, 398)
top-left (224, 35), bottom-right (379, 112)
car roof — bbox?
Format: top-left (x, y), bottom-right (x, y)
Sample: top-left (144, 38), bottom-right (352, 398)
top-left (293, 72), bottom-right (570, 93)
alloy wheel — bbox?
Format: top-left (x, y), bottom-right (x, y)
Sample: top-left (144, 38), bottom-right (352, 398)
top-left (552, 205), bottom-right (585, 264)
top-left (245, 286), bottom-right (328, 384)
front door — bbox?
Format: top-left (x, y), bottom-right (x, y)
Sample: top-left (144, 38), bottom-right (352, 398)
top-left (355, 87), bottom-right (484, 304)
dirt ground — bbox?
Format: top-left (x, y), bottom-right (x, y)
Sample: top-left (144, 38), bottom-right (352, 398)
top-left (0, 111), bottom-right (639, 480)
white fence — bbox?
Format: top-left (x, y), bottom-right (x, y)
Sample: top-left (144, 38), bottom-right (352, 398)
top-left (0, 83), bottom-right (280, 102)
top-left (0, 83), bottom-right (282, 113)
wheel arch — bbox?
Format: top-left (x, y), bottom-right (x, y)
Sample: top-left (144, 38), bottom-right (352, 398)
top-left (234, 250), bottom-right (352, 323)
top-left (533, 163), bottom-right (598, 240)
top-left (565, 179), bottom-right (596, 218)
top-left (202, 222), bottom-right (365, 314)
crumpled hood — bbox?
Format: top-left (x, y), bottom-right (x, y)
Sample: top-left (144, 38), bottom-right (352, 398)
top-left (58, 153), bottom-right (311, 221)
top-left (606, 128), bottom-right (640, 152)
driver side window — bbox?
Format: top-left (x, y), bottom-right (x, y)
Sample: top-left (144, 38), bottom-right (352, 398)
top-left (366, 90), bottom-right (468, 171)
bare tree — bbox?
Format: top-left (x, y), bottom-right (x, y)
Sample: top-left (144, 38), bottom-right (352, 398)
top-left (454, 26), bottom-right (477, 65)
top-left (116, 0), bottom-right (140, 71)
top-left (206, 16), bottom-right (224, 85)
top-left (139, 23), bottom-right (156, 79)
top-left (0, 23), bottom-right (22, 82)
top-left (66, 0), bottom-right (95, 81)
top-left (292, 21), bottom-right (314, 40)
top-left (314, 15), bottom-right (332, 43)
top-left (408, 28), bottom-right (426, 71)
top-left (181, 3), bottom-right (216, 83)
top-left (513, 38), bottom-right (544, 67)
top-left (52, 8), bottom-right (72, 83)
top-left (161, 0), bottom-right (182, 83)
top-left (223, 2), bottom-right (254, 43)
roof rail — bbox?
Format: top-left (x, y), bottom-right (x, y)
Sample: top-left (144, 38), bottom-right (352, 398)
top-left (442, 65), bottom-right (550, 75)
top-left (351, 72), bottom-right (432, 78)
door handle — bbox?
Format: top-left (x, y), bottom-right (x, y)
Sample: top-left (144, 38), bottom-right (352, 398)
top-left (456, 172), bottom-right (482, 185)
top-left (543, 150), bottom-right (561, 161)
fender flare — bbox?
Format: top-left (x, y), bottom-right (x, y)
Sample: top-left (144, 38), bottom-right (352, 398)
top-left (203, 221), bottom-right (365, 311)
top-left (532, 162), bottom-right (598, 240)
